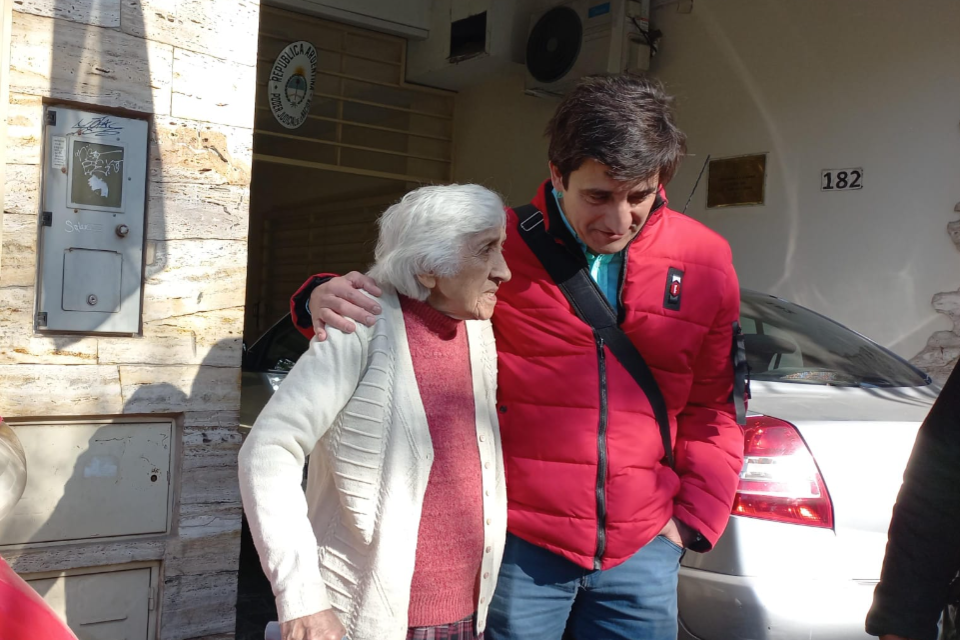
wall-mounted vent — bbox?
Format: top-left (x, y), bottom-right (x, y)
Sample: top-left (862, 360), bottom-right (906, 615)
top-left (450, 12), bottom-right (488, 62)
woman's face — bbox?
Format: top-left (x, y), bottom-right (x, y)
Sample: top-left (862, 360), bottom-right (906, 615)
top-left (418, 226), bottom-right (511, 320)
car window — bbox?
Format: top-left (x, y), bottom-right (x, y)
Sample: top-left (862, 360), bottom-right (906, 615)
top-left (740, 291), bottom-right (929, 388)
top-left (248, 316), bottom-right (310, 372)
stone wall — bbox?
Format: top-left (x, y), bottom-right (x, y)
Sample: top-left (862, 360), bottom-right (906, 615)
top-left (912, 202), bottom-right (960, 385)
top-left (1, 1), bottom-right (258, 638)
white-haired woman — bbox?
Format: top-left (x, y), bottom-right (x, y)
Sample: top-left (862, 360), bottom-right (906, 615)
top-left (239, 184), bottom-right (511, 640)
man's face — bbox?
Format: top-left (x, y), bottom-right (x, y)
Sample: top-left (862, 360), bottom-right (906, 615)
top-left (550, 159), bottom-right (660, 255)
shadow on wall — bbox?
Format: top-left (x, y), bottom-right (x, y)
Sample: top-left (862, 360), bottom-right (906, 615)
top-left (16, 0), bottom-right (168, 343)
top-left (2, 0), bottom-right (175, 365)
top-left (1, 0), bottom-right (161, 634)
top-left (1, 339), bottom-right (242, 638)
top-left (0, 0), bottom-right (254, 636)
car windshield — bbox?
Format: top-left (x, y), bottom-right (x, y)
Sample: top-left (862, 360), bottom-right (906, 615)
top-left (739, 291), bottom-right (930, 388)
top-left (246, 315), bottom-right (310, 373)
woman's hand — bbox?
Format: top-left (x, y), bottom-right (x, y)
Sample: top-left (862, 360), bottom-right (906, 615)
top-left (281, 610), bottom-right (347, 640)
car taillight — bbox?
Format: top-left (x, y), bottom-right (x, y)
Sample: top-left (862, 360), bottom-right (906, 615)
top-left (731, 415), bottom-right (834, 529)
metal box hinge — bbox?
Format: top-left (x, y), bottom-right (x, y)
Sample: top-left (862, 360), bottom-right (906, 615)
top-left (36, 312), bottom-right (47, 327)
top-left (45, 110), bottom-right (56, 126)
top-left (41, 211), bottom-right (52, 227)
top-left (148, 584), bottom-right (157, 610)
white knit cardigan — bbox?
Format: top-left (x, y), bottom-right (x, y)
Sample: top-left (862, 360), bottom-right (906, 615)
top-left (238, 289), bottom-right (506, 640)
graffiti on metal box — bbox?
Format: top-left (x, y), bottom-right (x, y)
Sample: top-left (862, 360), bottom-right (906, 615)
top-left (70, 142), bottom-right (125, 207)
top-left (73, 116), bottom-right (124, 137)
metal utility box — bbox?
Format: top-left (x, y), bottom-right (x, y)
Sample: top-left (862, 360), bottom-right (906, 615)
top-left (25, 563), bottom-right (160, 640)
top-left (0, 421), bottom-right (173, 546)
top-left (38, 107), bottom-right (148, 334)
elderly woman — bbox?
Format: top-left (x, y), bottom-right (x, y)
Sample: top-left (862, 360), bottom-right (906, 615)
top-left (239, 184), bottom-right (511, 640)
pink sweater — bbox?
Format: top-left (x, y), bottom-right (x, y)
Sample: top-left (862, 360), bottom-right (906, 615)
top-left (401, 296), bottom-right (484, 627)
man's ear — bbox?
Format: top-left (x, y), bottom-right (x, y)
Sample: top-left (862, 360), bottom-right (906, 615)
top-left (549, 162), bottom-right (565, 194)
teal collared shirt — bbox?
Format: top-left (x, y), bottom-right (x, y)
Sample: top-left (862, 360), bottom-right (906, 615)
top-left (553, 189), bottom-right (623, 313)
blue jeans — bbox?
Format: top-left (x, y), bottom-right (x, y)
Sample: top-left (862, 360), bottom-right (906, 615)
top-left (486, 533), bottom-right (682, 640)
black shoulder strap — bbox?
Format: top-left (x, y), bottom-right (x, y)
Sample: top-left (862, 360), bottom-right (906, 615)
top-left (514, 204), bottom-right (675, 469)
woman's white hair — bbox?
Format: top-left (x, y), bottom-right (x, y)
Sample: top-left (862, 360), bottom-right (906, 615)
top-left (368, 184), bottom-right (506, 301)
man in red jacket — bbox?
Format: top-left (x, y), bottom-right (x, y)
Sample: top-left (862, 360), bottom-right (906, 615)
top-left (290, 74), bottom-right (745, 640)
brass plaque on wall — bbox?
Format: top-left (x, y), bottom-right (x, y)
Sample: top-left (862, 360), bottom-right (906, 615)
top-left (706, 154), bottom-right (767, 208)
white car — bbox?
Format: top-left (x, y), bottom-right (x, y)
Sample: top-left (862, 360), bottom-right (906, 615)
top-left (679, 290), bottom-right (938, 640)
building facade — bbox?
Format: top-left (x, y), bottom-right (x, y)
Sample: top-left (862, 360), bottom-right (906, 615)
top-left (0, 1), bottom-right (258, 638)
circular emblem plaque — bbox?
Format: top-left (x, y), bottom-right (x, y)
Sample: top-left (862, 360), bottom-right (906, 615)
top-left (269, 41), bottom-right (318, 129)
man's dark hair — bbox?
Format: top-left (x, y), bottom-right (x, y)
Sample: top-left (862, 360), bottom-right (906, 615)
top-left (546, 73), bottom-right (687, 187)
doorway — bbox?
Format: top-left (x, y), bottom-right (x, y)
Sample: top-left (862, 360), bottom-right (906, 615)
top-left (237, 6), bottom-right (455, 637)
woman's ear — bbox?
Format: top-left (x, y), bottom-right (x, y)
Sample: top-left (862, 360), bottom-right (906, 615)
top-left (416, 273), bottom-right (437, 290)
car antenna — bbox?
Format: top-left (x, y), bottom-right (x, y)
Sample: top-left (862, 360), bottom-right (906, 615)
top-left (683, 154), bottom-right (711, 215)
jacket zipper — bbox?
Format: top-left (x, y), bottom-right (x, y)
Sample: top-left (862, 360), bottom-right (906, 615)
top-left (592, 198), bottom-right (666, 568)
top-left (595, 235), bottom-right (636, 567)
top-left (593, 332), bottom-right (609, 570)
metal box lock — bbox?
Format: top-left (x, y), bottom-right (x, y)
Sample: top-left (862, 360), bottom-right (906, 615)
top-left (37, 107), bottom-right (148, 334)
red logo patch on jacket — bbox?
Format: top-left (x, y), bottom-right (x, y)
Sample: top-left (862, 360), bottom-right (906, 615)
top-left (664, 268), bottom-right (684, 311)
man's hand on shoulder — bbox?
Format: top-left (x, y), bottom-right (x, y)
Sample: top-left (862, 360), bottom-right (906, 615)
top-left (309, 272), bottom-right (383, 341)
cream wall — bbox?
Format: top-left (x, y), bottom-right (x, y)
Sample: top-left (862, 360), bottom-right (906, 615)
top-left (0, 0), bottom-right (258, 636)
top-left (453, 71), bottom-right (555, 206)
top-left (655, 0), bottom-right (960, 363)
top-left (452, 1), bottom-right (960, 364)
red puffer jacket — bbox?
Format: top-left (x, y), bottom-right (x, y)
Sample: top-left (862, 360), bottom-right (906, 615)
top-left (290, 180), bottom-right (745, 571)
top-left (491, 181), bottom-right (743, 570)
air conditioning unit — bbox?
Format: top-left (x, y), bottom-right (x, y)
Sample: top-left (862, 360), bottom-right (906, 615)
top-left (524, 0), bottom-right (652, 98)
